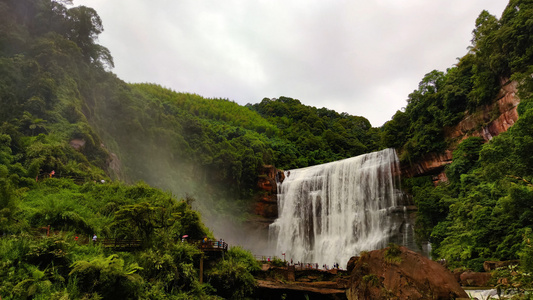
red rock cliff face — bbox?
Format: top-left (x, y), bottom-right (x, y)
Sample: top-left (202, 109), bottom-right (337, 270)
top-left (255, 165), bottom-right (284, 220)
top-left (402, 80), bottom-right (520, 180)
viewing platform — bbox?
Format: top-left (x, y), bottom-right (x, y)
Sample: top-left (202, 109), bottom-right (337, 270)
top-left (188, 239), bottom-right (228, 252)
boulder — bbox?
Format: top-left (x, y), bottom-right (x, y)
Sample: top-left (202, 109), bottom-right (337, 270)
top-left (459, 271), bottom-right (492, 287)
top-left (346, 246), bottom-right (468, 300)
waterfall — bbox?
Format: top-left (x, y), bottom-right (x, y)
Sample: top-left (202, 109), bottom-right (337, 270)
top-left (269, 148), bottom-right (409, 266)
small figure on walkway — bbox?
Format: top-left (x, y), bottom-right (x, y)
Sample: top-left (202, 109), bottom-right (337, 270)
top-left (92, 234), bottom-right (97, 242)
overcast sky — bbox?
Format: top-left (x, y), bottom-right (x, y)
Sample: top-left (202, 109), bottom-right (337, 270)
top-left (72, 0), bottom-right (508, 127)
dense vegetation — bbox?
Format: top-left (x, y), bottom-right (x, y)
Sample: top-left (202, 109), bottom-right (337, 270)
top-left (3, 0), bottom-right (533, 297)
top-left (382, 0), bottom-right (533, 163)
top-left (247, 96), bottom-right (380, 167)
top-left (390, 0), bottom-right (533, 276)
top-left (0, 0), bottom-right (380, 224)
top-left (0, 0), bottom-right (380, 297)
top-left (0, 0), bottom-right (265, 298)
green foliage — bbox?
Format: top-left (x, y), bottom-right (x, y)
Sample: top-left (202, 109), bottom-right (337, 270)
top-left (249, 96), bottom-right (379, 168)
top-left (403, 176), bottom-right (452, 242)
top-left (25, 235), bottom-right (71, 270)
top-left (447, 137), bottom-right (484, 183)
top-left (5, 0), bottom-right (533, 298)
top-left (269, 256), bottom-right (287, 268)
top-left (138, 243), bottom-right (201, 293)
top-left (0, 0), bottom-right (385, 298)
top-left (520, 228), bottom-right (533, 273)
top-left (66, 5), bottom-right (113, 69)
top-left (390, 1), bottom-right (533, 272)
top-left (206, 247), bottom-right (258, 299)
top-left (111, 194), bottom-right (210, 245)
top-left (384, 1), bottom-right (533, 163)
top-left (413, 106), bottom-right (533, 267)
top-left (225, 246), bottom-right (261, 273)
top-left (492, 264), bottom-right (533, 297)
top-left (384, 243), bottom-right (403, 264)
top-left (361, 274), bottom-right (380, 286)
top-left (69, 254), bottom-right (143, 299)
top-left (0, 235), bottom-right (75, 298)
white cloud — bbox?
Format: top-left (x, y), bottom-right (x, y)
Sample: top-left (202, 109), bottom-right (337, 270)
top-left (73, 0), bottom-right (509, 126)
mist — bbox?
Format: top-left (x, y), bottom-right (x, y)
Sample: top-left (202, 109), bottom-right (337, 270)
top-left (106, 133), bottom-right (273, 255)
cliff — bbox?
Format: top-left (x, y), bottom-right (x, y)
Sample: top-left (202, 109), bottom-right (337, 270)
top-left (401, 80), bottom-right (520, 180)
top-left (255, 165), bottom-right (283, 220)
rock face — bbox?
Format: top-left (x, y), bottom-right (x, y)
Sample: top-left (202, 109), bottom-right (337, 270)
top-left (401, 151), bottom-right (453, 180)
top-left (445, 80), bottom-right (519, 142)
top-left (255, 165), bottom-right (283, 219)
top-left (402, 80), bottom-right (520, 180)
top-left (346, 246), bottom-right (468, 300)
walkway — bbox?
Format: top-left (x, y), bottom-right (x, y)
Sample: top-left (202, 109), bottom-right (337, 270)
top-left (190, 239), bottom-right (229, 252)
top-left (97, 239), bottom-right (142, 250)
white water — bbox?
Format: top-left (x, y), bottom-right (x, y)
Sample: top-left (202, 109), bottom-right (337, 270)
top-left (465, 289), bottom-right (499, 299)
top-left (269, 148), bottom-right (406, 266)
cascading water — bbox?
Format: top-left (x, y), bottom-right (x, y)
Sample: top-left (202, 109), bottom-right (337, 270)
top-left (269, 148), bottom-right (413, 266)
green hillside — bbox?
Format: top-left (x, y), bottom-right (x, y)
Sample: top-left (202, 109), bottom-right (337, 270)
top-left (386, 0), bottom-right (533, 276)
top-left (0, 0), bottom-right (380, 219)
top-left (0, 0), bottom-right (261, 298)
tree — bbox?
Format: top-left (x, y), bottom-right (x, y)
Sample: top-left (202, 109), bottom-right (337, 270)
top-left (66, 6), bottom-right (113, 68)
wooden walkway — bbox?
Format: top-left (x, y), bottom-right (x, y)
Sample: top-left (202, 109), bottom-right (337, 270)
top-left (97, 239), bottom-right (142, 250)
top-left (92, 238), bottom-right (228, 253)
top-left (190, 240), bottom-right (228, 252)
